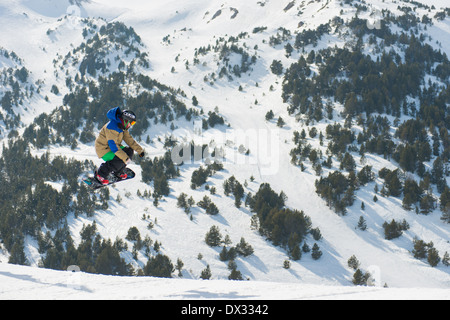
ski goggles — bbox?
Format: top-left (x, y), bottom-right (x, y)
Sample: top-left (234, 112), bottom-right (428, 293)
top-left (122, 119), bottom-right (136, 129)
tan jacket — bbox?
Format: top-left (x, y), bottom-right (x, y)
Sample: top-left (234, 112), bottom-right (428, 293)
top-left (95, 125), bottom-right (144, 163)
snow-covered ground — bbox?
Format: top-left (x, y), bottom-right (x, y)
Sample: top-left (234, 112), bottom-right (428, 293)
top-left (1, 263), bottom-right (449, 300)
top-left (0, 0), bottom-right (449, 299)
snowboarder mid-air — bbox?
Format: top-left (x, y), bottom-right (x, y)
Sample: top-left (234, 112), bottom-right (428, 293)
top-left (94, 107), bottom-right (145, 185)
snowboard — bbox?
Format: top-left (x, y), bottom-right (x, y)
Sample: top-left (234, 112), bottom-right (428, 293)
top-left (82, 168), bottom-right (136, 190)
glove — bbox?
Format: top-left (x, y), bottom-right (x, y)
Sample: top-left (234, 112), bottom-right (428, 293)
top-left (139, 151), bottom-right (145, 158)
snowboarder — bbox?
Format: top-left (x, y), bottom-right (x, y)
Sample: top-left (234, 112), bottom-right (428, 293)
top-left (94, 107), bottom-right (145, 185)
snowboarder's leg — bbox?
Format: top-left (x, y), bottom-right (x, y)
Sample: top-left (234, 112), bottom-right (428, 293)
top-left (97, 147), bottom-right (134, 181)
top-left (115, 147), bottom-right (134, 179)
top-left (97, 160), bottom-right (117, 178)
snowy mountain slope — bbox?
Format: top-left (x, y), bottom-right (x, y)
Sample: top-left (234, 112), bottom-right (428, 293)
top-left (0, 0), bottom-right (449, 298)
top-left (0, 1), bottom-right (88, 126)
top-left (1, 263), bottom-right (449, 299)
top-left (81, 0), bottom-right (450, 288)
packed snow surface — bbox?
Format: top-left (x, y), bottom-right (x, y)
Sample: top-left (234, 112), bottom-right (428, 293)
top-left (1, 263), bottom-right (449, 300)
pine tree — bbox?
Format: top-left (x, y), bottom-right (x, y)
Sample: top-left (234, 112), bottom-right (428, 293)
top-left (310, 228), bottom-right (322, 241)
top-left (250, 215), bottom-right (259, 230)
top-left (197, 195), bottom-right (212, 210)
top-left (420, 193), bottom-right (435, 214)
top-left (302, 242), bottom-right (310, 253)
top-left (205, 226), bottom-right (222, 247)
top-left (219, 246), bottom-right (237, 261)
top-left (440, 187), bottom-right (450, 218)
top-left (223, 235), bottom-right (232, 246)
top-left (412, 238), bottom-right (428, 259)
top-left (311, 243), bottom-right (322, 260)
top-left (427, 247), bottom-right (440, 267)
top-left (233, 181), bottom-right (245, 208)
top-left (352, 269), bottom-right (369, 286)
top-left (206, 202), bottom-right (219, 215)
top-left (347, 255), bottom-right (360, 270)
top-left (265, 110), bottom-right (274, 121)
top-left (8, 237), bottom-right (29, 266)
top-left (200, 265), bottom-right (212, 280)
top-left (277, 117), bottom-right (285, 128)
top-left (177, 193), bottom-right (188, 212)
top-left (383, 219), bottom-right (405, 240)
top-left (223, 179), bottom-right (231, 196)
top-left (357, 216), bottom-right (367, 231)
top-left (431, 157), bottom-right (444, 185)
top-left (219, 246), bottom-right (229, 261)
top-left (192, 96), bottom-right (198, 106)
top-left (290, 245), bottom-right (301, 261)
top-left (176, 258), bottom-right (184, 277)
top-left (442, 252), bottom-right (450, 267)
top-left (95, 244), bottom-right (128, 276)
top-left (228, 266), bottom-right (243, 280)
top-left (144, 254), bottom-right (174, 278)
top-left (126, 226), bottom-right (141, 242)
top-left (235, 237), bottom-right (254, 257)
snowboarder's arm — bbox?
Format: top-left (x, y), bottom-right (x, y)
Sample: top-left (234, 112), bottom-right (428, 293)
top-left (123, 131), bottom-right (144, 156)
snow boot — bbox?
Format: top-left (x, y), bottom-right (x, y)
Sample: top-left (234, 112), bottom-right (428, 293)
top-left (95, 171), bottom-right (110, 185)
